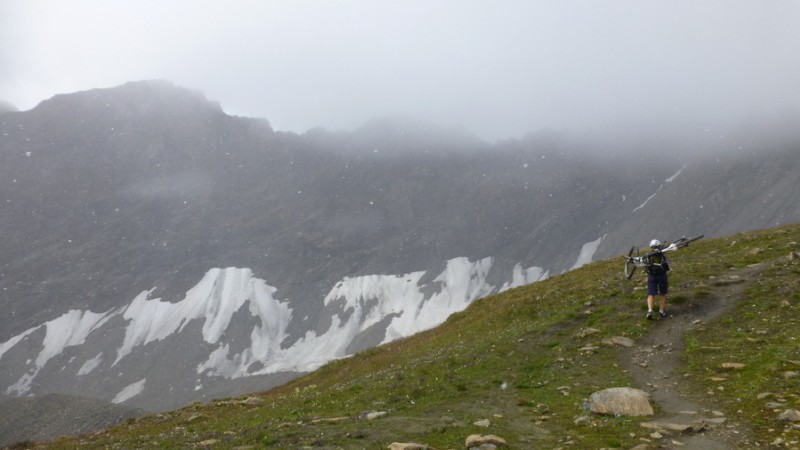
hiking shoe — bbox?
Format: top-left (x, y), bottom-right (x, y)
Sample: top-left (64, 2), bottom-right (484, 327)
top-left (646, 311), bottom-right (654, 320)
top-left (659, 311), bottom-right (668, 319)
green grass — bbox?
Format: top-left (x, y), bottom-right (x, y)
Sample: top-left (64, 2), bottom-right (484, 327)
top-left (31, 223), bottom-right (800, 449)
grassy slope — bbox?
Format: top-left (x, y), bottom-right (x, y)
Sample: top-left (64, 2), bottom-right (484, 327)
top-left (27, 223), bottom-right (800, 449)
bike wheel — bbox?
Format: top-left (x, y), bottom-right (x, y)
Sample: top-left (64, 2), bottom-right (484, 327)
top-left (624, 246), bottom-right (638, 279)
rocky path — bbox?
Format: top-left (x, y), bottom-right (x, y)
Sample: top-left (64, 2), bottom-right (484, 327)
top-left (620, 263), bottom-right (766, 449)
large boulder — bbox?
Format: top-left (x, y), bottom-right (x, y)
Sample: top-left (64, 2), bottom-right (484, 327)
top-left (588, 387), bottom-right (654, 416)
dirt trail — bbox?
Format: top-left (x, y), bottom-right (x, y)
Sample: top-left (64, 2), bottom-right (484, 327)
top-left (621, 262), bottom-right (766, 449)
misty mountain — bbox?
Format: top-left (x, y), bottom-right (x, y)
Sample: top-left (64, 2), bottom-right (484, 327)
top-left (1, 81), bottom-right (798, 419)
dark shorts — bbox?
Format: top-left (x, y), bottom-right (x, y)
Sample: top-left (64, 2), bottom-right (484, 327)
top-left (647, 273), bottom-right (668, 296)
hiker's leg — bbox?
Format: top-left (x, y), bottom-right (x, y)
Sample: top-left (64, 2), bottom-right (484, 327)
top-left (647, 295), bottom-right (655, 311)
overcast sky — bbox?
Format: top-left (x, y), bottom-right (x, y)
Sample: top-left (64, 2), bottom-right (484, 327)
top-left (1, 1), bottom-right (799, 141)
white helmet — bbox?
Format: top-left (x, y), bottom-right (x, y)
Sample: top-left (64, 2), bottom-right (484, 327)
top-left (650, 239), bottom-right (662, 248)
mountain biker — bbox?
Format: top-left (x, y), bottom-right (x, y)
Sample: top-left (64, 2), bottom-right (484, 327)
top-left (645, 239), bottom-right (670, 320)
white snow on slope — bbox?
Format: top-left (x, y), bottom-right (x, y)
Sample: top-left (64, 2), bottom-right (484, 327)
top-left (2, 258), bottom-right (555, 395)
top-left (325, 257), bottom-right (496, 345)
top-left (632, 164), bottom-right (687, 213)
top-left (112, 378), bottom-right (146, 404)
top-left (570, 235), bottom-right (606, 270)
top-left (198, 257), bottom-right (507, 377)
top-left (5, 309), bottom-right (117, 395)
top-left (666, 164), bottom-right (688, 183)
top-left (118, 267), bottom-right (293, 372)
top-left (78, 352), bottom-right (103, 376)
top-left (633, 184), bottom-right (663, 213)
top-left (500, 264), bottom-right (549, 291)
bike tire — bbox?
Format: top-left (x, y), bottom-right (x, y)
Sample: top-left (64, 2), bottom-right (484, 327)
top-left (624, 246), bottom-right (638, 279)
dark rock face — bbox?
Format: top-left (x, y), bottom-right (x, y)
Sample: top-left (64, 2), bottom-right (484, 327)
top-left (0, 81), bottom-right (798, 421)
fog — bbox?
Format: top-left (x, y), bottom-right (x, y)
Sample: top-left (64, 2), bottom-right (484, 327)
top-left (1, 1), bottom-right (799, 142)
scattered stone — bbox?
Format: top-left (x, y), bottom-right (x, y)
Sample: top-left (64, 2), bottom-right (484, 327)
top-left (388, 443), bottom-right (429, 450)
top-left (576, 327), bottom-right (601, 338)
top-left (465, 434), bottom-right (508, 448)
top-left (757, 392), bottom-right (773, 400)
top-left (783, 371), bottom-right (799, 379)
top-left (788, 360), bottom-right (800, 366)
top-left (197, 439), bottom-right (219, 446)
top-left (574, 415), bottom-right (591, 425)
top-left (766, 402), bottom-right (785, 409)
top-left (778, 409), bottom-right (800, 422)
top-left (601, 336), bottom-right (635, 347)
top-left (650, 431), bottom-right (663, 439)
top-left (721, 362), bottom-right (745, 369)
top-left (473, 418), bottom-right (491, 427)
top-left (588, 387), bottom-right (654, 417)
top-left (671, 439), bottom-right (686, 446)
top-left (678, 410), bottom-right (698, 415)
top-left (578, 345), bottom-right (599, 352)
top-left (366, 411), bottom-right (387, 420)
top-left (710, 377), bottom-right (726, 382)
top-left (706, 417), bottom-right (727, 425)
top-left (241, 396), bottom-right (265, 406)
top-left (629, 445), bottom-right (650, 450)
top-left (640, 421), bottom-right (706, 433)
top-left (311, 416), bottom-right (348, 424)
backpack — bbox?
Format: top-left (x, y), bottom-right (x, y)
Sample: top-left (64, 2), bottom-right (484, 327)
top-left (645, 251), bottom-right (668, 275)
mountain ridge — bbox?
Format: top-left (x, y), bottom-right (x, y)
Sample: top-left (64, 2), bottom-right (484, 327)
top-left (1, 81), bottom-right (799, 433)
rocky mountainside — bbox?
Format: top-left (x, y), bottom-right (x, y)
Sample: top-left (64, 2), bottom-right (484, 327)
top-left (0, 81), bottom-right (798, 419)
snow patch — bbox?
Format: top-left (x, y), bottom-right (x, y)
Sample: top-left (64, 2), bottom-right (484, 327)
top-left (665, 164), bottom-right (687, 183)
top-left (5, 309), bottom-right (117, 395)
top-left (500, 265), bottom-right (548, 291)
top-left (570, 235), bottom-right (606, 270)
top-left (116, 267), bottom-right (292, 366)
top-left (78, 352), bottom-right (104, 376)
top-left (633, 185), bottom-right (663, 212)
top-left (112, 378), bottom-right (146, 404)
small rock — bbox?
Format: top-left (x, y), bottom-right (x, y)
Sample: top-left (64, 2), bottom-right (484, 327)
top-left (640, 421), bottom-right (706, 433)
top-left (366, 411), bottom-right (388, 420)
top-left (778, 409), bottom-right (800, 422)
top-left (577, 327), bottom-right (601, 337)
top-left (757, 392), bottom-right (773, 400)
top-left (650, 431), bottom-right (663, 439)
top-left (473, 418), bottom-right (491, 427)
top-left (465, 434), bottom-right (508, 448)
top-left (388, 443), bottom-right (429, 450)
top-left (241, 396), bottom-right (265, 406)
top-left (197, 439), bottom-right (219, 446)
top-left (784, 371), bottom-right (799, 379)
top-left (574, 415), bottom-right (591, 425)
top-left (602, 336), bottom-right (635, 347)
top-left (721, 363), bottom-right (745, 369)
top-left (766, 402), bottom-right (785, 409)
top-left (712, 410), bottom-right (725, 417)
